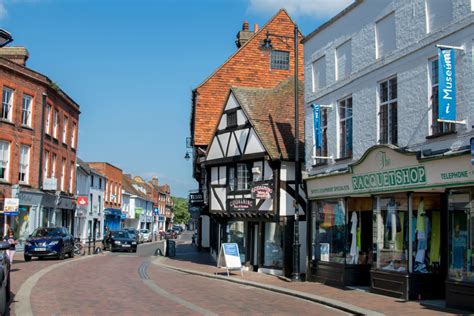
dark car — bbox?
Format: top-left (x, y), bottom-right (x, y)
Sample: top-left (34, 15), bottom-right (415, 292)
top-left (0, 242), bottom-right (10, 316)
top-left (24, 227), bottom-right (74, 261)
top-left (123, 227), bottom-right (139, 242)
top-left (102, 230), bottom-right (137, 253)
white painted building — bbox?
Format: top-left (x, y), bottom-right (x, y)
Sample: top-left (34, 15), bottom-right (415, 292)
top-left (75, 158), bottom-right (106, 242)
top-left (303, 0), bottom-right (473, 308)
top-left (121, 175), bottom-right (153, 230)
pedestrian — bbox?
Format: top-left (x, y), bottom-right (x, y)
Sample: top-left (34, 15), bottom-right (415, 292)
top-left (4, 228), bottom-right (16, 265)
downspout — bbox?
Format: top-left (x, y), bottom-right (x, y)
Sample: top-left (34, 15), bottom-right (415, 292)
top-left (38, 92), bottom-right (47, 189)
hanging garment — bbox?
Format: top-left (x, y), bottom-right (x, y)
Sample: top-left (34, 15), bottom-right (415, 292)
top-left (357, 224), bottom-right (362, 251)
top-left (453, 233), bottom-right (467, 269)
top-left (334, 203), bottom-right (345, 226)
top-left (350, 211), bottom-right (358, 259)
top-left (321, 203), bottom-right (335, 228)
top-left (429, 211), bottom-right (441, 263)
top-left (386, 201), bottom-right (401, 234)
top-left (416, 200), bottom-right (426, 233)
top-left (395, 212), bottom-right (405, 251)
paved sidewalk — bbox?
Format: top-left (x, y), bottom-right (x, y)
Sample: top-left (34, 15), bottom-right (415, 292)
top-left (159, 239), bottom-right (465, 316)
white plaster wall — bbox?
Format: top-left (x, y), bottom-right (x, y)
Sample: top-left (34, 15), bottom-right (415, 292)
top-left (304, 0), bottom-right (474, 175)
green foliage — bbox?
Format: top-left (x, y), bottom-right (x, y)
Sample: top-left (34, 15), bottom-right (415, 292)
top-left (172, 196), bottom-right (190, 224)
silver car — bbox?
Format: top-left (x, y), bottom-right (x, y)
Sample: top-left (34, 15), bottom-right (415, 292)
top-left (139, 229), bottom-right (152, 243)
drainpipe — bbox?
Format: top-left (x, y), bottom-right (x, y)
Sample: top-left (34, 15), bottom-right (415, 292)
top-left (38, 92), bottom-right (47, 189)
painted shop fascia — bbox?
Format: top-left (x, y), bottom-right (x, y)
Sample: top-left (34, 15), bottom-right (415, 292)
top-left (305, 145), bottom-right (474, 199)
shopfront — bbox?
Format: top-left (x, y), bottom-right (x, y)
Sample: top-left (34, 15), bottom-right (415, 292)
top-left (104, 208), bottom-right (121, 231)
top-left (305, 145), bottom-right (474, 308)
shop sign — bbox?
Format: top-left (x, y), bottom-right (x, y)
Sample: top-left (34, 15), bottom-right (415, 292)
top-left (227, 198), bottom-right (255, 211)
top-left (3, 198), bottom-right (19, 216)
top-left (77, 196), bottom-right (89, 206)
top-left (189, 192), bottom-right (204, 206)
top-left (250, 181), bottom-right (273, 199)
top-left (352, 166), bottom-right (426, 191)
top-left (43, 177), bottom-right (57, 191)
top-left (438, 48), bottom-right (456, 121)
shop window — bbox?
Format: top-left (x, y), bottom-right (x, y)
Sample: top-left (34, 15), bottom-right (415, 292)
top-left (374, 195), bottom-right (408, 272)
top-left (263, 222), bottom-right (283, 269)
top-left (227, 221), bottom-right (246, 263)
top-left (317, 200), bottom-right (346, 263)
top-left (448, 191), bottom-right (474, 282)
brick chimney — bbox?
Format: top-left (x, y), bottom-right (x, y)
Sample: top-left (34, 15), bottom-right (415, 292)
top-left (150, 176), bottom-right (159, 187)
top-left (235, 20), bottom-right (254, 48)
top-left (0, 47), bottom-right (29, 66)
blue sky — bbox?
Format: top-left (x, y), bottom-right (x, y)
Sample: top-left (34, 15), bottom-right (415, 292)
top-left (0, 0), bottom-right (351, 198)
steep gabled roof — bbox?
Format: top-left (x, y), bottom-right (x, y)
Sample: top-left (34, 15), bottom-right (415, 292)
top-left (122, 174), bottom-right (148, 200)
top-left (231, 77), bottom-right (305, 161)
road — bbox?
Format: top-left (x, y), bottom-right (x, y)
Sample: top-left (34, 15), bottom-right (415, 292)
top-left (9, 232), bottom-right (348, 315)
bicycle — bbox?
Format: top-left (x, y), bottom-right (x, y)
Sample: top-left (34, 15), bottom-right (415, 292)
top-left (74, 238), bottom-right (85, 256)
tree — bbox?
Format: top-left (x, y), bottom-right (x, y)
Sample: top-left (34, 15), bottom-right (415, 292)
top-left (172, 196), bottom-right (190, 224)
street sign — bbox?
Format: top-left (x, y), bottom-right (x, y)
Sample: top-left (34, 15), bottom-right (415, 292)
top-left (217, 243), bottom-right (243, 277)
top-left (77, 196), bottom-right (89, 206)
top-left (189, 192), bottom-right (204, 206)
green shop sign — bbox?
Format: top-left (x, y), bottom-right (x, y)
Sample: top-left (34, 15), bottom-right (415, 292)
top-left (352, 166), bottom-right (426, 191)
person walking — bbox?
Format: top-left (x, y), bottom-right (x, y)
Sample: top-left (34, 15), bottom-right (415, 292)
top-left (4, 228), bottom-right (16, 265)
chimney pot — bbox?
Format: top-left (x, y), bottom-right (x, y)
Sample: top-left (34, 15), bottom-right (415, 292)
top-left (254, 24), bottom-right (259, 33)
top-left (242, 20), bottom-right (249, 31)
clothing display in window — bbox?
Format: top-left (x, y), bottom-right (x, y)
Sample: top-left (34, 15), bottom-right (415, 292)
top-left (334, 203), bottom-right (345, 226)
top-left (349, 211), bottom-right (359, 264)
top-left (429, 211), bottom-right (441, 263)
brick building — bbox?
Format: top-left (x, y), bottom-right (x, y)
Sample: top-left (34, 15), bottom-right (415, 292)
top-left (0, 46), bottom-right (80, 247)
top-left (88, 162), bottom-right (122, 231)
top-left (190, 9), bottom-right (304, 252)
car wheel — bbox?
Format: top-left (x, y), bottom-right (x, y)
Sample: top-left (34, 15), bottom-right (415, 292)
top-left (59, 247), bottom-right (65, 260)
top-left (69, 249), bottom-right (74, 258)
top-left (0, 281), bottom-right (6, 316)
top-left (24, 255), bottom-right (31, 262)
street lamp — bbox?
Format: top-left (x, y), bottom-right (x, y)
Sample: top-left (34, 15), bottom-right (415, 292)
top-left (261, 26), bottom-right (302, 281)
top-left (184, 151), bottom-right (191, 161)
top-left (0, 29), bottom-right (13, 47)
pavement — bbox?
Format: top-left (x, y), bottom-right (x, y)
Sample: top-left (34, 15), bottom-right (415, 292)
top-left (156, 231), bottom-right (469, 316)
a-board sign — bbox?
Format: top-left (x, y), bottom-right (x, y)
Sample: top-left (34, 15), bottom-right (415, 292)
top-left (217, 243), bottom-right (243, 276)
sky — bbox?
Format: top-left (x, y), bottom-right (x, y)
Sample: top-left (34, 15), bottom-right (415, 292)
top-left (0, 0), bottom-right (352, 198)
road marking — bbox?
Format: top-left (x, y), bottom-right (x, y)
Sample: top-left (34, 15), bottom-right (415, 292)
top-left (139, 260), bottom-right (217, 316)
top-left (14, 256), bottom-right (94, 316)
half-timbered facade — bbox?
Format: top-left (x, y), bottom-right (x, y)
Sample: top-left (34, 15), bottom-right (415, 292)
top-left (204, 78), bottom-right (306, 277)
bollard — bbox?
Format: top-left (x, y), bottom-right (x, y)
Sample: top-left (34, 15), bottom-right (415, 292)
top-left (88, 236), bottom-right (91, 255)
top-left (92, 236), bottom-right (96, 255)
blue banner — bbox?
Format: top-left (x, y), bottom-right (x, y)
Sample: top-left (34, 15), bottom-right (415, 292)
top-left (438, 48), bottom-right (456, 121)
top-left (312, 104), bottom-right (322, 149)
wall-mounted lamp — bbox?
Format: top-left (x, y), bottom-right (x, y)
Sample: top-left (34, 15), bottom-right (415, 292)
top-left (184, 151), bottom-right (191, 161)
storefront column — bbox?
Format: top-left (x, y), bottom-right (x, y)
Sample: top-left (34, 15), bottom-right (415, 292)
top-left (408, 192), bottom-right (413, 274)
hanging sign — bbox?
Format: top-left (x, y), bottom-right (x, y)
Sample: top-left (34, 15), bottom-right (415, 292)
top-left (4, 198), bottom-right (19, 216)
top-left (227, 198), bottom-right (255, 211)
top-left (312, 104), bottom-right (322, 149)
top-left (217, 243), bottom-right (243, 276)
top-left (250, 181), bottom-right (273, 199)
top-left (77, 196), bottom-right (89, 206)
top-left (438, 48), bottom-right (456, 121)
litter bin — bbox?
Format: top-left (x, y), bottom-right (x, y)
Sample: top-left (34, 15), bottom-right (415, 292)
top-left (166, 239), bottom-right (176, 257)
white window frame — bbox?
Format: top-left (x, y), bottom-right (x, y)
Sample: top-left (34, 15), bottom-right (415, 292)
top-left (1, 87), bottom-right (13, 122)
top-left (313, 108), bottom-right (329, 166)
top-left (378, 76), bottom-right (398, 145)
top-left (0, 141), bottom-right (10, 181)
top-left (71, 122), bottom-right (77, 149)
top-left (19, 145), bottom-right (30, 184)
top-left (21, 94), bottom-right (33, 127)
top-left (53, 109), bottom-right (59, 139)
top-left (51, 153), bottom-right (57, 178)
top-left (61, 158), bottom-right (66, 191)
top-left (45, 104), bottom-right (51, 134)
top-left (337, 96), bottom-right (353, 159)
top-left (69, 162), bottom-right (74, 193)
top-left (44, 151), bottom-right (49, 181)
top-left (62, 116), bottom-right (68, 144)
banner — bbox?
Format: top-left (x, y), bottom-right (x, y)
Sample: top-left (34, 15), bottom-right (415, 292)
top-left (312, 104), bottom-right (322, 149)
top-left (438, 48), bottom-right (456, 121)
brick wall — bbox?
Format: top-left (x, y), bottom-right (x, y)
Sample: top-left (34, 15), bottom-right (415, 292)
top-left (89, 162), bottom-right (123, 209)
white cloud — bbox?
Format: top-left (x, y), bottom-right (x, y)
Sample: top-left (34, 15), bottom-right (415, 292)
top-left (0, 2), bottom-right (8, 20)
top-left (247, 0), bottom-right (354, 18)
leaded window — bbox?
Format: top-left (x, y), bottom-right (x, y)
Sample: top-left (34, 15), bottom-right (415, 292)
top-left (379, 77), bottom-right (397, 145)
top-left (271, 50), bottom-right (289, 70)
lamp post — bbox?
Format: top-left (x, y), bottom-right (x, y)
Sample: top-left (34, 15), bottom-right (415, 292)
top-left (262, 26), bottom-right (302, 281)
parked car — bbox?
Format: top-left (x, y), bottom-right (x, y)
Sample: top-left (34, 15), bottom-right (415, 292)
top-left (123, 227), bottom-right (139, 242)
top-left (0, 242), bottom-right (11, 316)
top-left (165, 229), bottom-right (177, 239)
top-left (24, 227), bottom-right (74, 261)
top-left (102, 230), bottom-right (137, 252)
top-left (139, 229), bottom-right (152, 243)
top-left (173, 225), bottom-right (184, 234)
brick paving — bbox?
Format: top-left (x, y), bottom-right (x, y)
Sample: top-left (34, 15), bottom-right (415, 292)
top-left (160, 233), bottom-right (460, 316)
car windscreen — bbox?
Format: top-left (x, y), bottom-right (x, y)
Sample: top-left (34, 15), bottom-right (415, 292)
top-left (140, 229), bottom-right (149, 233)
top-left (111, 231), bottom-right (132, 239)
top-left (32, 228), bottom-right (62, 237)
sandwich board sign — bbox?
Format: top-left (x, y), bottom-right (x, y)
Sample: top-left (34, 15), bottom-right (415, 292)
top-left (217, 243), bottom-right (243, 276)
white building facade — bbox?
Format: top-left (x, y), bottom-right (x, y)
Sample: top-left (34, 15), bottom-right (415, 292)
top-left (75, 159), bottom-right (106, 242)
top-left (303, 0), bottom-right (473, 309)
